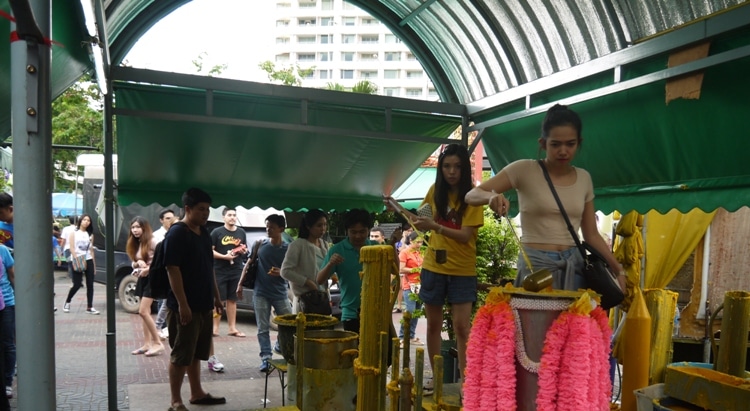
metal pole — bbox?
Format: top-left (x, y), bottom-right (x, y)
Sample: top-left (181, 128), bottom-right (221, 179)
top-left (103, 90), bottom-right (118, 410)
top-left (10, 0), bottom-right (56, 409)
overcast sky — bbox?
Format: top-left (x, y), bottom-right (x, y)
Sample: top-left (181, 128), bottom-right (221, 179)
top-left (124, 0), bottom-right (276, 83)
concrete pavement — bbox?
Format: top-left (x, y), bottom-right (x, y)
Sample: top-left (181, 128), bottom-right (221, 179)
top-left (8, 271), bottom-right (432, 410)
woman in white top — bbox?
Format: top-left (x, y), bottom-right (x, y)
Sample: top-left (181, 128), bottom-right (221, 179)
top-left (63, 214), bottom-right (98, 314)
top-left (280, 209), bottom-right (329, 312)
top-left (466, 104), bottom-right (626, 292)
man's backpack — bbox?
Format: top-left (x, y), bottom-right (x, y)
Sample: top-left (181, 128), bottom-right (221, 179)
top-left (148, 240), bottom-right (170, 299)
top-left (149, 221), bottom-right (186, 299)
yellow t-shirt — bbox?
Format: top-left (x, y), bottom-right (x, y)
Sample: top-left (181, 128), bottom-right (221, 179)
top-left (420, 185), bottom-right (484, 276)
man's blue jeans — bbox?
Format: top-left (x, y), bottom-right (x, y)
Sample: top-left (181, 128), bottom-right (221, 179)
top-left (398, 290), bottom-right (421, 340)
top-left (0, 305), bottom-right (15, 388)
top-left (254, 295), bottom-right (292, 360)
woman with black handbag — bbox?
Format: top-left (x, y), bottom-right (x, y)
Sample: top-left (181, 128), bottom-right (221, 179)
top-left (465, 104), bottom-right (626, 296)
top-left (280, 209), bottom-right (330, 313)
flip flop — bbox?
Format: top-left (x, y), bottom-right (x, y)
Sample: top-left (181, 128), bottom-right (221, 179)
top-left (227, 331), bottom-right (246, 338)
top-left (167, 404), bottom-right (189, 411)
top-left (145, 347), bottom-right (164, 357)
top-left (131, 348), bottom-right (148, 355)
top-left (189, 393), bottom-right (226, 405)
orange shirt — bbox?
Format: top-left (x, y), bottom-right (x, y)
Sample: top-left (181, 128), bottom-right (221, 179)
top-left (399, 248), bottom-right (423, 290)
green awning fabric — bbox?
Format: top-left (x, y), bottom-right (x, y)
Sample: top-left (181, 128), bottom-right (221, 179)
top-left (482, 55), bottom-right (750, 215)
top-left (392, 167), bottom-right (436, 210)
top-left (114, 82), bottom-right (460, 212)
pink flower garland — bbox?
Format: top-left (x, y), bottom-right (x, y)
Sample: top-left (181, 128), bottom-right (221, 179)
top-left (465, 298), bottom-right (517, 411)
top-left (536, 305), bottom-right (613, 411)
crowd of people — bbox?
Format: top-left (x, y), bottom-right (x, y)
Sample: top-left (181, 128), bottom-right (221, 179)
top-left (0, 103), bottom-right (626, 410)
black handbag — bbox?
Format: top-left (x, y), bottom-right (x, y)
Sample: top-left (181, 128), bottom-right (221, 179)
top-left (538, 160), bottom-right (625, 309)
top-left (242, 240), bottom-right (262, 289)
top-left (299, 289), bottom-right (332, 315)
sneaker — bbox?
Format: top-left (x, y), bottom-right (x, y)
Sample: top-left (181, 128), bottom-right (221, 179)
top-left (410, 338), bottom-right (424, 346)
top-left (86, 308), bottom-right (100, 315)
top-left (5, 386), bottom-right (11, 398)
top-left (273, 341), bottom-right (282, 355)
top-left (159, 327), bottom-right (169, 341)
top-left (423, 377), bottom-right (434, 396)
top-left (259, 358), bottom-right (270, 373)
top-left (63, 303), bottom-right (70, 313)
top-left (208, 355), bottom-right (224, 373)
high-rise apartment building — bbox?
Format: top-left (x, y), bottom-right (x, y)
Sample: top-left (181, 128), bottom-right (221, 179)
top-left (273, 0), bottom-right (437, 100)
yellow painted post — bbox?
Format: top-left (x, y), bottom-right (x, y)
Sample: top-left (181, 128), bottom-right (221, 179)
top-left (390, 338), bottom-right (401, 411)
top-left (644, 289), bottom-right (678, 384)
top-left (433, 355), bottom-right (444, 408)
top-left (716, 291), bottom-right (750, 377)
top-left (356, 245), bottom-right (393, 411)
top-left (415, 348), bottom-right (425, 411)
top-left (295, 313), bottom-right (306, 409)
top-left (622, 288), bottom-right (652, 411)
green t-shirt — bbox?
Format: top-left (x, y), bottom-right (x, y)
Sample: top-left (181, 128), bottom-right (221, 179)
top-left (323, 238), bottom-right (377, 321)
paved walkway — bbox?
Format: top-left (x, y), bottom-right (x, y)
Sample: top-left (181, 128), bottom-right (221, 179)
top-left (7, 271), bottom-right (432, 410)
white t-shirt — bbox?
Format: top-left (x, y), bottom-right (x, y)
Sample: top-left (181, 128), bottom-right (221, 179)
top-left (153, 226), bottom-right (167, 243)
top-left (71, 230), bottom-right (93, 260)
top-left (61, 225), bottom-right (76, 252)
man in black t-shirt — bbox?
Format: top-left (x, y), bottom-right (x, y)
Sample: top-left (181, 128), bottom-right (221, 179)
top-left (210, 208), bottom-right (247, 337)
top-left (164, 187), bottom-right (225, 409)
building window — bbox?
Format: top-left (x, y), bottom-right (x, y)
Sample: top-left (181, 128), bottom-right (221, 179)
top-left (358, 52), bottom-right (378, 61)
top-left (320, 17), bottom-right (334, 26)
top-left (406, 70), bottom-right (423, 79)
top-left (384, 87), bottom-right (400, 96)
top-left (276, 20), bottom-right (290, 27)
top-left (342, 34), bottom-right (355, 44)
top-left (276, 37), bottom-right (290, 44)
top-left (342, 52), bottom-right (354, 62)
top-left (384, 70), bottom-right (399, 79)
top-left (342, 17), bottom-right (355, 26)
top-left (360, 70), bottom-right (377, 79)
top-left (298, 35), bottom-right (315, 44)
top-left (406, 88), bottom-right (422, 97)
top-left (275, 54), bottom-right (290, 62)
top-left (361, 35), bottom-right (379, 44)
top-left (341, 70), bottom-right (354, 79)
top-left (320, 34), bottom-right (333, 44)
top-left (361, 18), bottom-right (379, 26)
top-left (321, 0), bottom-right (333, 10)
top-left (385, 34), bottom-right (401, 44)
top-left (406, 52), bottom-right (416, 61)
top-left (298, 18), bottom-right (316, 26)
top-left (342, 2), bottom-right (357, 10)
top-left (277, 2), bottom-right (291, 8)
top-left (298, 53), bottom-right (315, 62)
top-left (319, 69), bottom-right (331, 79)
top-left (299, 1), bottom-right (316, 9)
top-left (318, 52), bottom-right (332, 62)
top-left (385, 52), bottom-right (401, 61)
top-left (428, 88), bottom-right (438, 99)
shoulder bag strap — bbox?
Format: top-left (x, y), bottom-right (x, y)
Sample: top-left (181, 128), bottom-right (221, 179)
top-left (537, 160), bottom-right (588, 260)
top-left (252, 239), bottom-right (262, 261)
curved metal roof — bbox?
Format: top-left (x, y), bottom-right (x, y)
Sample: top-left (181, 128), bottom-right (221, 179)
top-left (105, 0), bottom-right (747, 104)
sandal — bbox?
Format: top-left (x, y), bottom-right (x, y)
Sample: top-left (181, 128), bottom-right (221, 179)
top-left (227, 331), bottom-right (246, 338)
top-left (189, 393), bottom-right (226, 405)
top-left (145, 346), bottom-right (164, 357)
top-left (131, 347), bottom-right (148, 355)
top-left (167, 404), bottom-right (189, 411)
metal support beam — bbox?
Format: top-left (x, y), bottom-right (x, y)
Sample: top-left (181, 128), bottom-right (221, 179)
top-left (10, 0), bottom-right (55, 409)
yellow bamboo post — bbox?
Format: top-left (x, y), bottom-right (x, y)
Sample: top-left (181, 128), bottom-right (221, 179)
top-left (295, 313), bottom-right (306, 409)
top-left (433, 355), bottom-right (444, 410)
top-left (415, 348), bottom-right (425, 411)
top-left (356, 245), bottom-right (393, 411)
top-left (622, 287), bottom-right (652, 411)
top-left (715, 291), bottom-right (750, 377)
top-left (389, 338), bottom-right (400, 411)
top-left (644, 289), bottom-right (678, 384)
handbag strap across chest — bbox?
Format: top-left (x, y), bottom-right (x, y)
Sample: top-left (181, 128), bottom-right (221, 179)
top-left (538, 160), bottom-right (588, 261)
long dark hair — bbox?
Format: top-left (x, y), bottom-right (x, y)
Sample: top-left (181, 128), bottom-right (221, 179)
top-left (298, 209), bottom-right (327, 239)
top-left (126, 216), bottom-right (154, 263)
top-left (77, 213), bottom-right (93, 234)
top-left (434, 143), bottom-right (472, 223)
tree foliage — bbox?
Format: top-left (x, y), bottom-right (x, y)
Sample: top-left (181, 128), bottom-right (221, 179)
top-left (192, 52), bottom-right (228, 77)
top-left (51, 75), bottom-right (103, 192)
top-left (351, 80), bottom-right (378, 94)
top-left (258, 60), bottom-right (315, 86)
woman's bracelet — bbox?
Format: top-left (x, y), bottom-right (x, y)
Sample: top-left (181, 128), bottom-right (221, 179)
top-left (618, 271), bottom-right (627, 277)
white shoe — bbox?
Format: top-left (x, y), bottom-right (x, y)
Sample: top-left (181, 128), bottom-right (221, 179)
top-left (159, 327), bottom-right (169, 340)
top-left (208, 355), bottom-right (224, 373)
top-left (423, 377), bottom-right (434, 396)
top-left (63, 303), bottom-right (70, 313)
top-left (86, 308), bottom-right (100, 315)
top-left (5, 386), bottom-right (11, 398)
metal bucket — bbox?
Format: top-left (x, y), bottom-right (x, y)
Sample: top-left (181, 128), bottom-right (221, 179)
top-left (294, 330), bottom-right (359, 411)
top-left (272, 313), bottom-right (339, 364)
top-left (509, 290), bottom-right (581, 410)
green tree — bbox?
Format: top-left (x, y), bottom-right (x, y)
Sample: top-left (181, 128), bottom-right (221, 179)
top-left (51, 75), bottom-right (103, 192)
top-left (258, 61), bottom-right (315, 86)
top-left (351, 80), bottom-right (378, 94)
top-left (192, 52), bottom-right (228, 77)
top-left (325, 82), bottom-right (346, 91)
